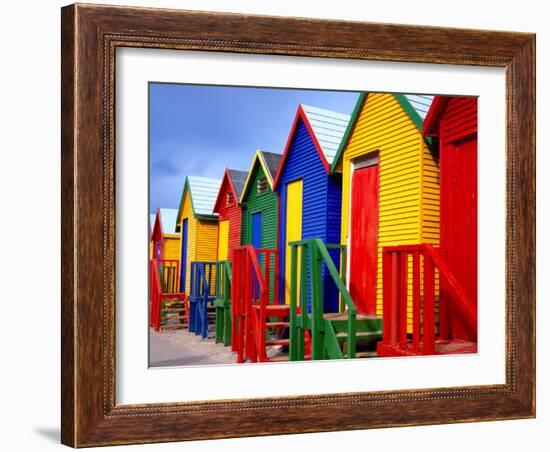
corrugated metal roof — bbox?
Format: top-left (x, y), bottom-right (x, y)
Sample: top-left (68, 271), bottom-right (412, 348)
top-left (187, 175), bottom-right (222, 217)
top-left (404, 94), bottom-right (434, 120)
top-left (158, 208), bottom-right (178, 234)
top-left (301, 105), bottom-right (351, 165)
top-left (259, 151), bottom-right (282, 181)
top-left (227, 169), bottom-right (248, 199)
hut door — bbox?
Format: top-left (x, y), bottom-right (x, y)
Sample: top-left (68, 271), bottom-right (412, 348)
top-left (440, 136), bottom-right (478, 340)
top-left (349, 161), bottom-right (379, 315)
top-left (285, 180), bottom-right (303, 305)
top-left (251, 212), bottom-right (262, 249)
top-left (180, 219), bottom-right (188, 293)
top-left (217, 220), bottom-right (229, 261)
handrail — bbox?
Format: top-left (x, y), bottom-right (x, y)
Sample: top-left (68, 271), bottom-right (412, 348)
top-left (150, 258), bottom-right (162, 330)
top-left (379, 243), bottom-right (477, 356)
top-left (288, 239), bottom-right (357, 359)
top-left (424, 244), bottom-right (477, 339)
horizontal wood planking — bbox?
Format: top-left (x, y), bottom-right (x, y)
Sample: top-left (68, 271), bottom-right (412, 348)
top-left (61, 4), bottom-right (534, 446)
top-left (179, 192), bottom-right (197, 293)
top-left (277, 119), bottom-right (342, 311)
top-left (340, 94), bottom-right (439, 330)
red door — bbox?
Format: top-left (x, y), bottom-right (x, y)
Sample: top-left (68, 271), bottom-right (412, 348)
top-left (349, 164), bottom-right (379, 315)
top-left (440, 136), bottom-right (478, 341)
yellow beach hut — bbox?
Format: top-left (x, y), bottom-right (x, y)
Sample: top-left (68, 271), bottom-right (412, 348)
top-left (175, 176), bottom-right (222, 294)
top-left (331, 93), bottom-right (436, 329)
top-left (150, 208), bottom-right (180, 261)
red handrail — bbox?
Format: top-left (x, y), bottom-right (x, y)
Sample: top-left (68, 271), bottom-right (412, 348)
top-left (149, 258), bottom-right (187, 332)
top-left (379, 244), bottom-right (476, 356)
top-left (231, 245), bottom-right (279, 363)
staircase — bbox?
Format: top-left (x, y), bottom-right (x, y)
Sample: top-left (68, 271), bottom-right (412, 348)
top-left (288, 239), bottom-right (383, 361)
top-left (188, 262), bottom-right (217, 339)
top-left (376, 244), bottom-right (477, 357)
top-left (214, 260), bottom-right (232, 346)
top-left (149, 258), bottom-right (188, 331)
top-left (232, 246), bottom-right (291, 363)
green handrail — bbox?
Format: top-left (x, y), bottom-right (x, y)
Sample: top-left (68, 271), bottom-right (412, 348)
top-left (288, 239), bottom-right (357, 360)
top-left (215, 260), bottom-right (232, 345)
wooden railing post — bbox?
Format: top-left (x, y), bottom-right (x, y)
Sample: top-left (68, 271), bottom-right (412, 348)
top-left (299, 243), bottom-right (308, 360)
top-left (289, 244), bottom-right (298, 361)
top-left (412, 251), bottom-right (421, 352)
top-left (423, 255), bottom-right (435, 355)
top-left (399, 251), bottom-right (408, 350)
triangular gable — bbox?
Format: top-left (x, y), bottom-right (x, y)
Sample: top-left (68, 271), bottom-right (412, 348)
top-left (330, 92), bottom-right (434, 173)
top-left (151, 208), bottom-right (179, 241)
top-left (213, 168), bottom-right (247, 213)
top-left (176, 176), bottom-right (221, 225)
top-left (273, 104), bottom-right (350, 189)
top-left (422, 95), bottom-right (450, 137)
top-left (239, 150), bottom-right (281, 204)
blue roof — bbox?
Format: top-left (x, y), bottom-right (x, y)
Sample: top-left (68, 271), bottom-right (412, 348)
top-left (404, 94), bottom-right (434, 120)
top-left (187, 176), bottom-right (222, 217)
top-left (158, 208), bottom-right (178, 234)
top-left (150, 213), bottom-right (156, 230)
top-left (301, 105), bottom-right (351, 165)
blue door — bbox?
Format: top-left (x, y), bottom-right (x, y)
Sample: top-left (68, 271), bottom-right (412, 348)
top-left (180, 219), bottom-right (188, 293)
top-left (251, 212), bottom-right (262, 249)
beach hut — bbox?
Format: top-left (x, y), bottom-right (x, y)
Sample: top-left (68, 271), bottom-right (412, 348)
top-left (175, 175), bottom-right (221, 294)
top-left (273, 105), bottom-right (350, 311)
top-left (150, 208), bottom-right (180, 261)
top-left (212, 168), bottom-right (248, 261)
top-left (239, 150), bottom-right (282, 251)
top-left (331, 93), bottom-right (436, 325)
top-left (149, 213), bottom-right (156, 258)
top-left (423, 95), bottom-right (478, 343)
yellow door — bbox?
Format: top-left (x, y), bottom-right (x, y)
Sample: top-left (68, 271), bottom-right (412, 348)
top-left (217, 220), bottom-right (229, 261)
top-left (285, 180), bottom-right (303, 305)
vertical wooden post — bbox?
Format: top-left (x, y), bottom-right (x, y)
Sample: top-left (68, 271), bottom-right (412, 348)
top-left (424, 255), bottom-right (435, 355)
top-left (390, 252), bottom-right (399, 346)
top-left (289, 245), bottom-right (298, 361)
top-left (382, 251), bottom-right (391, 345)
top-left (310, 242), bottom-right (324, 360)
top-left (412, 250), bottom-right (421, 352)
top-left (299, 243), bottom-right (308, 360)
top-left (399, 252), bottom-right (408, 350)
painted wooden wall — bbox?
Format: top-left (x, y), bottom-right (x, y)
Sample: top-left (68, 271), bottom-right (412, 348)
top-left (215, 179), bottom-right (242, 260)
top-left (276, 119), bottom-right (342, 312)
top-left (163, 235), bottom-right (181, 261)
top-left (338, 93), bottom-right (439, 329)
top-left (179, 192), bottom-right (197, 293)
top-left (432, 96), bottom-right (478, 341)
top-left (241, 163), bottom-right (278, 250)
top-left (240, 161), bottom-right (278, 298)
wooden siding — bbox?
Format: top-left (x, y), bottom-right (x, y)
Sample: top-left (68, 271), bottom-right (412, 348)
top-left (339, 93), bottom-right (439, 329)
top-left (163, 235), bottom-right (181, 261)
top-left (178, 191), bottom-right (197, 293)
top-left (241, 161), bottom-right (278, 297)
top-left (196, 219), bottom-right (219, 289)
top-left (215, 177), bottom-right (242, 260)
top-left (241, 162), bottom-right (278, 250)
top-left (276, 119), bottom-right (342, 311)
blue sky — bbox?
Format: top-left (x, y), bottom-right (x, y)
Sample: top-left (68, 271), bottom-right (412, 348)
top-left (149, 83), bottom-right (360, 214)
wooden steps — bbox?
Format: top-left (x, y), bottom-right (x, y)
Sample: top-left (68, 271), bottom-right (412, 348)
top-left (159, 297), bottom-right (189, 331)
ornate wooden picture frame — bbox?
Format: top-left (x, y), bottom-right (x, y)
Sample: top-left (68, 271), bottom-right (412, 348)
top-left (61, 3), bottom-right (535, 447)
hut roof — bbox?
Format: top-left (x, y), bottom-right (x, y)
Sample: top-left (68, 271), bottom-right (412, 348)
top-left (239, 150), bottom-right (282, 203)
top-left (176, 175), bottom-right (221, 224)
top-left (330, 92), bottom-right (435, 173)
top-left (273, 104), bottom-right (351, 188)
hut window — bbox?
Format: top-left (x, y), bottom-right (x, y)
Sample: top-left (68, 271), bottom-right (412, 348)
top-left (226, 192), bottom-right (234, 205)
top-left (257, 177), bottom-right (268, 194)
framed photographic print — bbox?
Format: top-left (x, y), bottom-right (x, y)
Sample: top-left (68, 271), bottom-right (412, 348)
top-left (61, 3), bottom-right (535, 447)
